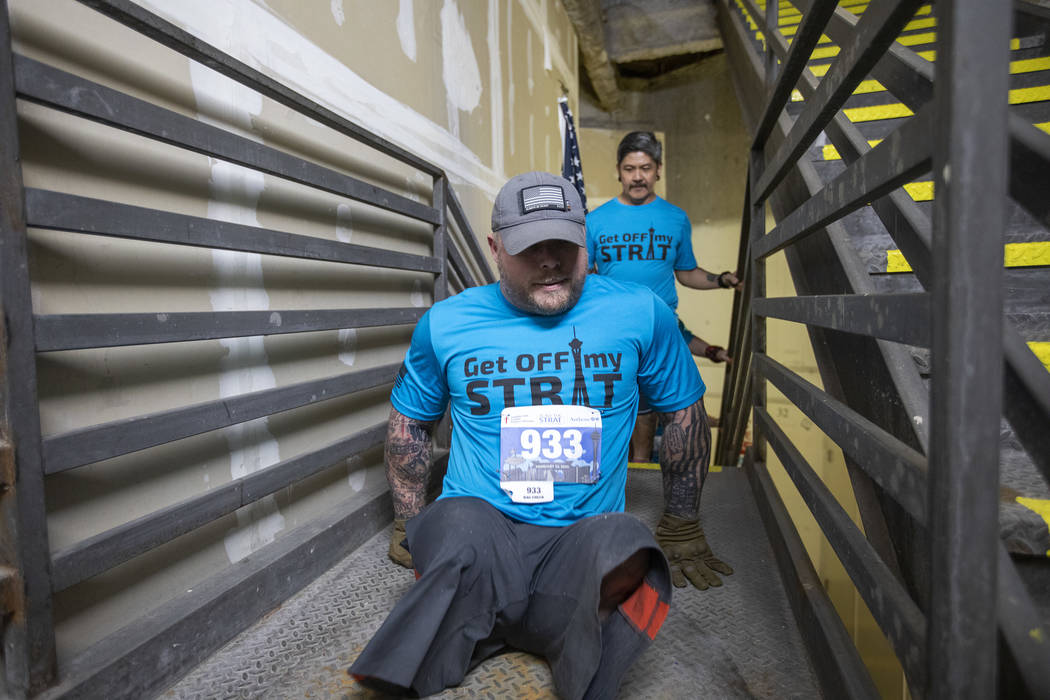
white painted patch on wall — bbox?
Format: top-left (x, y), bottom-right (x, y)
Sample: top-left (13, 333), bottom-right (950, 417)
top-left (220, 418), bottom-right (285, 563)
top-left (346, 454), bottom-right (366, 491)
top-left (542, 0), bottom-right (552, 71)
top-left (190, 72), bottom-right (262, 137)
top-left (140, 0), bottom-right (502, 197)
top-left (557, 97), bottom-right (565, 156)
top-left (529, 113), bottom-right (535, 166)
top-left (335, 202), bottom-right (353, 243)
top-left (209, 189), bottom-right (287, 563)
top-left (506, 6), bottom-right (515, 158)
top-left (518, 0), bottom-right (569, 88)
top-left (508, 80), bottom-right (516, 158)
top-left (338, 328), bottom-right (358, 366)
top-left (330, 0), bottom-right (345, 26)
top-left (404, 170), bottom-right (430, 203)
top-left (487, 0), bottom-right (503, 176)
top-left (188, 28), bottom-right (286, 563)
top-left (440, 0), bottom-right (482, 110)
top-left (397, 0), bottom-right (418, 62)
top-left (441, 0), bottom-right (482, 139)
top-left (411, 278), bottom-right (425, 307)
top-left (526, 29), bottom-right (534, 95)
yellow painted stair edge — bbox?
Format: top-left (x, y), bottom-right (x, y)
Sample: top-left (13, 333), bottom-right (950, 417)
top-left (887, 242), bottom-right (1050, 273)
top-left (1016, 497), bottom-right (1050, 557)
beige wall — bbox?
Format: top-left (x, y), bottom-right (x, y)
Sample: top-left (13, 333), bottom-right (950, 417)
top-left (10, 0), bottom-right (580, 662)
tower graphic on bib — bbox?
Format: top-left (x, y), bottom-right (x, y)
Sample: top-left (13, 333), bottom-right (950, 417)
top-left (569, 327), bottom-right (590, 406)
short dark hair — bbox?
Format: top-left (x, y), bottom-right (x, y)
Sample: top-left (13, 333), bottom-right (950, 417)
top-left (617, 131), bottom-right (662, 166)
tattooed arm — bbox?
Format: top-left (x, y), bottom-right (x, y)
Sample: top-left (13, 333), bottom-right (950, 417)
top-left (385, 407), bottom-right (438, 520)
top-left (655, 399), bottom-right (712, 519)
top-left (673, 267), bottom-right (743, 291)
top-left (653, 399), bottom-right (732, 589)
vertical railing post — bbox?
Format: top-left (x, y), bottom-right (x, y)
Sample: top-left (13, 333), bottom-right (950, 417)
top-left (762, 0), bottom-right (779, 91)
top-left (432, 174), bottom-right (449, 302)
top-left (0, 1), bottom-right (57, 694)
top-left (748, 154), bottom-right (767, 467)
top-left (927, 0), bottom-right (1010, 697)
top-left (748, 0), bottom-right (776, 468)
top-left (715, 185), bottom-right (753, 466)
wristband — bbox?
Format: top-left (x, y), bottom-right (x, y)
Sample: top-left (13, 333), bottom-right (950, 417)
top-left (717, 271), bottom-right (733, 289)
top-left (704, 345), bottom-right (726, 362)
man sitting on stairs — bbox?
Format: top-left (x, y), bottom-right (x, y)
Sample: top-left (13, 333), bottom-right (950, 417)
top-left (349, 171), bottom-right (730, 699)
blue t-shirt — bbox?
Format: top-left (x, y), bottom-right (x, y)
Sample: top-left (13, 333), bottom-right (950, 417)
top-left (586, 196), bottom-right (698, 310)
top-left (391, 275), bottom-right (705, 527)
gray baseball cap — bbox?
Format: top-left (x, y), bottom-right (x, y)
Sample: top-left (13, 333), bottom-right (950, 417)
top-left (491, 172), bottom-right (586, 255)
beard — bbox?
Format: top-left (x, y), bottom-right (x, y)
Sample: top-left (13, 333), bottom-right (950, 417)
top-left (497, 258), bottom-right (586, 316)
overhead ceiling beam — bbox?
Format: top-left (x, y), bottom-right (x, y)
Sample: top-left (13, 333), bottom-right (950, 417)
top-left (561, 0), bottom-right (622, 112)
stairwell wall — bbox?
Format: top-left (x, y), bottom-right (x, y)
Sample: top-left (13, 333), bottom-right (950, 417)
top-left (8, 0), bottom-right (580, 667)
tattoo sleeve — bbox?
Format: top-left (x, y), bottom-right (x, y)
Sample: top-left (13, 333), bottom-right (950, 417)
top-left (655, 400), bottom-right (712, 519)
top-left (385, 407), bottom-right (437, 520)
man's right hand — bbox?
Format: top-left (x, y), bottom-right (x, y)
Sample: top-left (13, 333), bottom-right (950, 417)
top-left (388, 519), bottom-right (413, 569)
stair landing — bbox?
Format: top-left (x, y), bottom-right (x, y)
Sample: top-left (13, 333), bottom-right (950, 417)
top-left (163, 467), bottom-right (820, 699)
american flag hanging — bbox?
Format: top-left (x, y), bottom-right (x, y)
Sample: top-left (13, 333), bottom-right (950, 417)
top-left (558, 97), bottom-right (588, 214)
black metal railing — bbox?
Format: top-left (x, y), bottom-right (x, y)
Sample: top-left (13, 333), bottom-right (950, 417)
top-left (0, 0), bottom-right (493, 696)
top-left (716, 0), bottom-right (1050, 697)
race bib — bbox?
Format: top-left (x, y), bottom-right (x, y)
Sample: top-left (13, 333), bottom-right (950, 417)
top-left (499, 405), bottom-right (602, 503)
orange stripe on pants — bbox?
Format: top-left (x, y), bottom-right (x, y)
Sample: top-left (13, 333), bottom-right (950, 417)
top-left (620, 580), bottom-right (670, 640)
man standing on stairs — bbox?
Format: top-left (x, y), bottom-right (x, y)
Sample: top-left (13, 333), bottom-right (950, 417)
top-left (349, 172), bottom-right (731, 699)
top-left (586, 130), bottom-right (741, 469)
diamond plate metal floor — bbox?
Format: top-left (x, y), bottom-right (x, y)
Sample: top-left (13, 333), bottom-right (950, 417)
top-left (162, 467), bottom-right (821, 699)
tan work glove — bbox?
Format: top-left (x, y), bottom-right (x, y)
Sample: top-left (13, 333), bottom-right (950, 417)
top-left (388, 519), bottom-right (412, 569)
top-left (655, 513), bottom-right (733, 590)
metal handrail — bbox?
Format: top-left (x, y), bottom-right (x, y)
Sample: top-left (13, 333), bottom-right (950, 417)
top-left (717, 0), bottom-right (1050, 697)
top-left (0, 0), bottom-right (495, 695)
top-left (77, 0), bottom-right (442, 177)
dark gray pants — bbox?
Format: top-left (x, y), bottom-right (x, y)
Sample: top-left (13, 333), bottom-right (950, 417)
top-left (349, 497), bottom-right (671, 699)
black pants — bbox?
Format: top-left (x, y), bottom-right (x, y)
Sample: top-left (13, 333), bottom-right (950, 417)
top-left (350, 497), bottom-right (671, 699)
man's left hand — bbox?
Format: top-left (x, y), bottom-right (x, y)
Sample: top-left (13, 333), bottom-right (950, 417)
top-left (655, 513), bottom-right (734, 590)
top-left (703, 344), bottom-right (731, 364)
top-left (717, 270), bottom-right (744, 292)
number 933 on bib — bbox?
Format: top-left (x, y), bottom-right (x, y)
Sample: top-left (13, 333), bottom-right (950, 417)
top-left (499, 405), bottom-right (602, 503)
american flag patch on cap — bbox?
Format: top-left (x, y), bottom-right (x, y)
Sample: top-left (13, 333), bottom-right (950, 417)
top-left (520, 184), bottom-right (568, 214)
